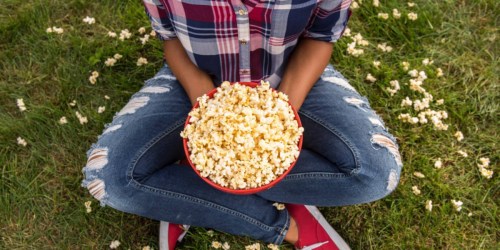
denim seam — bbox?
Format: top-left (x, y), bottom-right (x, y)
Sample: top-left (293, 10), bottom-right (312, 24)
top-left (126, 119), bottom-right (283, 234)
top-left (274, 209), bottom-right (290, 245)
top-left (298, 110), bottom-right (361, 175)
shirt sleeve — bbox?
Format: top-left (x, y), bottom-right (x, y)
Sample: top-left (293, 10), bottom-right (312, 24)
top-left (301, 0), bottom-right (352, 43)
top-left (142, 0), bottom-right (177, 41)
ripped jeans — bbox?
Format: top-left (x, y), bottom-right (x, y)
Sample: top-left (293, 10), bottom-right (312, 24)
top-left (81, 64), bottom-right (402, 244)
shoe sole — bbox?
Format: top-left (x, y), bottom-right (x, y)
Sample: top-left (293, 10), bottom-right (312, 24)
top-left (304, 205), bottom-right (351, 250)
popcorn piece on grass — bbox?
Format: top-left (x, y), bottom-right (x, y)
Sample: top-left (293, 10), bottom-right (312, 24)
top-left (434, 158), bottom-right (443, 169)
top-left (454, 131), bottom-right (464, 141)
top-left (137, 57), bottom-right (148, 66)
top-left (17, 98), bottom-right (26, 112)
top-left (109, 240), bottom-right (120, 249)
top-left (378, 13), bottom-right (389, 20)
top-left (457, 150), bottom-right (468, 157)
top-left (245, 243), bottom-right (261, 250)
top-left (392, 9), bottom-right (401, 19)
top-left (366, 73), bottom-right (377, 83)
top-left (17, 137), bottom-right (28, 147)
top-left (82, 16), bottom-right (95, 24)
top-left (408, 12), bottom-right (418, 21)
top-left (413, 171), bottom-right (425, 178)
top-left (212, 241), bottom-right (222, 249)
top-left (425, 200), bottom-right (433, 212)
top-left (59, 116), bottom-right (68, 125)
top-left (84, 201), bottom-right (92, 213)
top-left (451, 199), bottom-right (463, 212)
top-left (412, 186), bottom-right (421, 195)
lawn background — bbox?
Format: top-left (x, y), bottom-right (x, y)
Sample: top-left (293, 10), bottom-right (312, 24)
top-left (0, 0), bottom-right (498, 249)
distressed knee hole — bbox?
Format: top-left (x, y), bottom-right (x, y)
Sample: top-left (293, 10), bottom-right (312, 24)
top-left (371, 134), bottom-right (403, 167)
top-left (87, 179), bottom-right (106, 201)
top-left (103, 124), bottom-right (122, 135)
top-left (153, 74), bottom-right (177, 81)
top-left (117, 96), bottom-right (149, 116)
top-left (344, 96), bottom-right (369, 111)
top-left (386, 169), bottom-right (399, 191)
top-left (86, 148), bottom-right (108, 170)
top-left (139, 85), bottom-right (172, 94)
top-left (368, 117), bottom-right (385, 129)
top-left (323, 76), bottom-right (357, 93)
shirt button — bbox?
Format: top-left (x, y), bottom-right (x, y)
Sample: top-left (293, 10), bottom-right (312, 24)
top-left (239, 39), bottom-right (248, 45)
top-left (238, 9), bottom-right (247, 15)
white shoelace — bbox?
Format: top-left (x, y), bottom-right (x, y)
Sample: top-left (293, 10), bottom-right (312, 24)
top-left (298, 241), bottom-right (329, 250)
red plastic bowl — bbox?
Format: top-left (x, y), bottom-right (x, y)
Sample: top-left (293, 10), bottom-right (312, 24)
top-left (183, 82), bottom-right (303, 195)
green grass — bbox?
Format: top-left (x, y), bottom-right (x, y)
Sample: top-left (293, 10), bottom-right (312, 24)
top-left (1, 0), bottom-right (498, 249)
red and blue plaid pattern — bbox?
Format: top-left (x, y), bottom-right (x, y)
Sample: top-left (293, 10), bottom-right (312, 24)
top-left (143, 0), bottom-right (351, 87)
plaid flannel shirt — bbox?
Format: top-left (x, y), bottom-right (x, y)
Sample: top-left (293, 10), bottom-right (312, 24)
top-left (143, 0), bottom-right (351, 87)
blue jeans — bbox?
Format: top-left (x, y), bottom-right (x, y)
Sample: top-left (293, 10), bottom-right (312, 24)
top-left (82, 64), bottom-right (402, 244)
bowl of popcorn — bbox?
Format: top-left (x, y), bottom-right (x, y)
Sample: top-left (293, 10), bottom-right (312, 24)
top-left (180, 81), bottom-right (304, 194)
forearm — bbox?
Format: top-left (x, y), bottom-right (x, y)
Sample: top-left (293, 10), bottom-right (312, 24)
top-left (163, 39), bottom-right (215, 105)
top-left (278, 38), bottom-right (333, 110)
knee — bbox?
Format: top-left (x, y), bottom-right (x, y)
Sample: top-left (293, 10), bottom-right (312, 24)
top-left (355, 134), bottom-right (403, 203)
top-left (81, 147), bottom-right (131, 208)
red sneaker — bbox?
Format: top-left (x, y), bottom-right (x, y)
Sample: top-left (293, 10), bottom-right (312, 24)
top-left (159, 221), bottom-right (190, 250)
top-left (286, 204), bottom-right (350, 250)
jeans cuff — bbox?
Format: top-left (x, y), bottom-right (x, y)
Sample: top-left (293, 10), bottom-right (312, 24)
top-left (272, 209), bottom-right (290, 245)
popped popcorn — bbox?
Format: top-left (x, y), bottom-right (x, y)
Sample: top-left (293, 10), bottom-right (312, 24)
top-left (137, 57), bottom-right (148, 66)
top-left (477, 157), bottom-right (493, 179)
top-left (212, 241), bottom-right (222, 249)
top-left (436, 68), bottom-right (444, 77)
top-left (378, 13), bottom-right (389, 20)
top-left (98, 106), bottom-right (106, 114)
top-left (84, 201), bottom-right (92, 213)
top-left (366, 73), bottom-right (377, 83)
top-left (17, 137), bottom-right (28, 147)
top-left (373, 60), bottom-right (381, 68)
top-left (245, 243), bottom-right (261, 250)
top-left (413, 171), bottom-right (425, 178)
top-left (457, 150), bottom-right (468, 157)
top-left (113, 53), bottom-right (123, 60)
top-left (401, 97), bottom-right (413, 107)
top-left (181, 82), bottom-right (304, 190)
top-left (69, 100), bottom-right (77, 107)
top-left (119, 29), bottom-right (132, 41)
top-left (408, 12), bottom-right (418, 21)
top-left (267, 244), bottom-right (280, 250)
top-left (140, 34), bottom-right (150, 45)
top-left (377, 43), bottom-right (393, 52)
top-left (392, 9), bottom-right (401, 19)
top-left (402, 61), bottom-right (410, 71)
top-left (408, 2), bottom-right (416, 7)
top-left (17, 98), bottom-right (26, 112)
top-left (454, 131), bottom-right (464, 141)
top-left (422, 58), bottom-right (434, 65)
top-left (59, 116), bottom-right (68, 125)
top-left (89, 71), bottom-right (99, 84)
top-left (138, 27), bottom-right (146, 34)
top-left (411, 185), bottom-right (421, 195)
top-left (222, 242), bottom-right (230, 250)
top-left (372, 0), bottom-right (379, 7)
top-left (107, 31), bottom-right (117, 38)
top-left (272, 202), bottom-right (286, 210)
top-left (434, 158), bottom-right (443, 169)
top-left (351, 1), bottom-right (359, 9)
top-left (105, 57), bottom-right (117, 67)
top-left (425, 200), bottom-right (433, 212)
top-left (451, 199), bottom-right (463, 212)
top-left (386, 80), bottom-right (400, 96)
top-left (46, 26), bottom-right (64, 34)
top-left (109, 240), bottom-right (121, 249)
top-left (82, 16), bottom-right (95, 24)
top-left (75, 111), bottom-right (88, 125)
